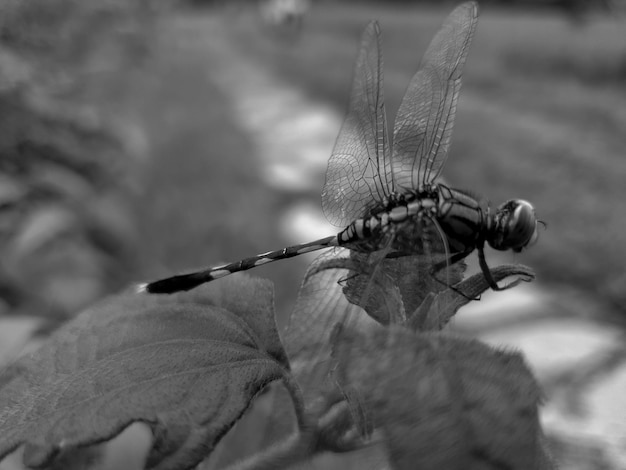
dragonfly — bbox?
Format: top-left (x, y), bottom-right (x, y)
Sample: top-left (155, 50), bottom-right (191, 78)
top-left (138, 1), bottom-right (538, 297)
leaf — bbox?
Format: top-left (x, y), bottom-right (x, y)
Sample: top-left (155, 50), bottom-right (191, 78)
top-left (0, 49), bottom-right (33, 92)
top-left (285, 250), bottom-right (381, 404)
top-left (0, 174), bottom-right (27, 207)
top-left (284, 251), bottom-right (531, 415)
top-left (10, 205), bottom-right (77, 257)
top-left (0, 274), bottom-right (290, 470)
top-left (309, 249), bottom-right (466, 327)
top-left (282, 250), bottom-right (469, 456)
top-left (409, 264), bottom-right (536, 332)
top-left (286, 250), bottom-right (532, 386)
top-left (331, 324), bottom-right (556, 470)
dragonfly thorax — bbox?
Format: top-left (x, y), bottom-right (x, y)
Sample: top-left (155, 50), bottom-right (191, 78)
top-left (432, 185), bottom-right (487, 254)
top-left (338, 184), bottom-right (479, 255)
top-left (488, 199), bottom-right (538, 253)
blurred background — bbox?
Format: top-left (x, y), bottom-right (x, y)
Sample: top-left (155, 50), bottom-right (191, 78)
top-left (0, 0), bottom-right (625, 468)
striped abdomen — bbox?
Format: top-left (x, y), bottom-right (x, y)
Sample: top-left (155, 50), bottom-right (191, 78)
top-left (337, 197), bottom-right (439, 251)
top-left (140, 185), bottom-right (490, 295)
top-left (141, 235), bottom-right (338, 294)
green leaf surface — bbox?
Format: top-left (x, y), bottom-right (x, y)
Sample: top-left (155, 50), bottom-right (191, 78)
top-left (0, 274), bottom-right (289, 470)
top-left (331, 325), bottom-right (556, 470)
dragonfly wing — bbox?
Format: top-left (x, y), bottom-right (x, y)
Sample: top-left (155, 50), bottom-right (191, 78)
top-left (322, 21), bottom-right (393, 227)
top-left (284, 248), bottom-right (377, 407)
top-left (391, 2), bottom-right (478, 190)
top-left (284, 230), bottom-right (467, 451)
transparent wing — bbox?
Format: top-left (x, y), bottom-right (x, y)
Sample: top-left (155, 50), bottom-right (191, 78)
top-left (285, 220), bottom-right (463, 387)
top-left (283, 228), bottom-right (467, 455)
top-left (283, 247), bottom-right (376, 423)
top-left (322, 21), bottom-right (394, 227)
top-left (392, 2), bottom-right (479, 190)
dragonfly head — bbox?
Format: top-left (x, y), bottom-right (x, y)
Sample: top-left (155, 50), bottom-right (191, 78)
top-left (488, 199), bottom-right (538, 252)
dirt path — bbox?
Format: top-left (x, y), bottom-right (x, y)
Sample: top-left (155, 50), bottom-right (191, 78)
top-left (198, 16), bottom-right (339, 221)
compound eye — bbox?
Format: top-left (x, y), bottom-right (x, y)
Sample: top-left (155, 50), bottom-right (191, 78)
top-left (507, 200), bottom-right (538, 252)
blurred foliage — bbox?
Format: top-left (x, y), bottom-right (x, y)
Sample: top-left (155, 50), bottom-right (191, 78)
top-left (191, 0), bottom-right (622, 11)
top-left (0, 0), bottom-right (157, 324)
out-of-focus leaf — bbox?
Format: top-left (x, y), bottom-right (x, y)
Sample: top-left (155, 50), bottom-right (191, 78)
top-left (10, 205), bottom-right (76, 257)
top-left (0, 316), bottom-right (43, 366)
top-left (0, 0), bottom-right (155, 85)
top-left (8, 229), bottom-right (119, 315)
top-left (0, 175), bottom-right (27, 207)
top-left (79, 193), bottom-right (139, 261)
top-left (40, 271), bottom-right (106, 315)
top-left (28, 159), bottom-right (95, 201)
top-left (0, 49), bottom-right (32, 92)
top-left (0, 92), bottom-right (129, 189)
top-left (0, 274), bottom-right (290, 470)
top-left (331, 324), bottom-right (555, 470)
top-left (0, 0), bottom-right (153, 322)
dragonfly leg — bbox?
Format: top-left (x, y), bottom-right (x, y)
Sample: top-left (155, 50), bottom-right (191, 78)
top-left (477, 246), bottom-right (525, 291)
top-left (337, 271), bottom-right (360, 287)
top-left (429, 250), bottom-right (477, 301)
